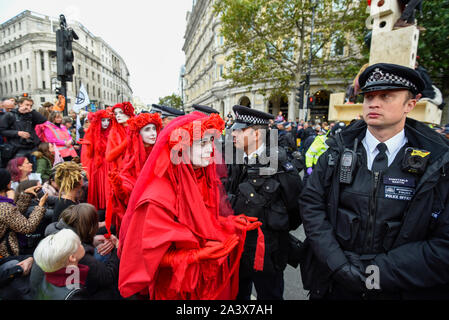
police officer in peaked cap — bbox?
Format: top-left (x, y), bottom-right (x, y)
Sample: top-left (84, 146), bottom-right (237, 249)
top-left (224, 105), bottom-right (303, 300)
top-left (299, 63), bottom-right (449, 299)
top-left (192, 104), bottom-right (220, 115)
top-left (150, 104), bottom-right (185, 127)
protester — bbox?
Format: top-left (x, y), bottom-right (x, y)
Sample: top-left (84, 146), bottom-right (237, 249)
top-left (0, 168), bottom-right (47, 258)
top-left (107, 112), bottom-right (162, 234)
top-left (35, 111), bottom-right (77, 162)
top-left (32, 228), bottom-right (87, 300)
top-left (0, 97), bottom-right (47, 160)
top-left (118, 112), bottom-right (260, 300)
top-left (32, 142), bottom-right (55, 183)
top-left (52, 162), bottom-right (84, 223)
top-left (6, 157), bottom-right (42, 191)
top-left (80, 109), bottom-right (113, 212)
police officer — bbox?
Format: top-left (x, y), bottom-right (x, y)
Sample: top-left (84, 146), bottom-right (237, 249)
top-left (299, 63), bottom-right (449, 300)
top-left (192, 104), bottom-right (220, 115)
top-left (225, 105), bottom-right (303, 300)
top-left (150, 104), bottom-right (185, 127)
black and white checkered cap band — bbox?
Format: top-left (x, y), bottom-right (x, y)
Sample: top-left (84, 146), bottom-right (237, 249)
top-left (366, 68), bottom-right (418, 92)
top-left (236, 113), bottom-right (269, 125)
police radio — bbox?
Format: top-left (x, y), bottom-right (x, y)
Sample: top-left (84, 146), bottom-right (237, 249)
top-left (339, 139), bottom-right (358, 184)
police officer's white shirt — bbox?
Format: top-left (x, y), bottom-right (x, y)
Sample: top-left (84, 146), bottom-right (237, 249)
top-left (244, 143), bottom-right (266, 163)
top-left (362, 128), bottom-right (408, 171)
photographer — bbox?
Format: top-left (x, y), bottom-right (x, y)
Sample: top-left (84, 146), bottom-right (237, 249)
top-left (0, 168), bottom-right (47, 259)
top-left (0, 97), bottom-right (47, 162)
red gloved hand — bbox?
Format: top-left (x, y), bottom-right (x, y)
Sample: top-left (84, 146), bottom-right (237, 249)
top-left (233, 214), bottom-right (262, 231)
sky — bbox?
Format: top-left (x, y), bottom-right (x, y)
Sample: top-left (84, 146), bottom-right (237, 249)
top-left (0, 0), bottom-right (193, 105)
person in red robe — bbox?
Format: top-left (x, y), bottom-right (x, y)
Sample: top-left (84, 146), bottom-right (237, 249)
top-left (80, 109), bottom-right (113, 211)
top-left (104, 102), bottom-right (135, 235)
top-left (118, 112), bottom-right (265, 300)
top-left (108, 112), bottom-right (162, 234)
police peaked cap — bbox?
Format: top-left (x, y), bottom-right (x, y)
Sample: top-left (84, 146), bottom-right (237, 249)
top-left (150, 104), bottom-right (185, 118)
top-left (359, 63), bottom-right (425, 95)
top-left (231, 105), bottom-right (274, 130)
top-left (192, 104), bottom-right (219, 115)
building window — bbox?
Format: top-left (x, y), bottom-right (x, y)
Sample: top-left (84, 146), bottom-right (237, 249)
top-left (19, 60), bottom-right (23, 72)
top-left (41, 51), bottom-right (45, 71)
top-left (20, 78), bottom-right (24, 91)
top-left (331, 33), bottom-right (345, 57)
top-left (26, 58), bottom-right (29, 69)
top-left (98, 88), bottom-right (101, 98)
top-left (42, 81), bottom-right (46, 90)
top-left (92, 72), bottom-right (95, 80)
top-left (40, 97), bottom-right (45, 103)
top-left (86, 68), bottom-right (89, 77)
top-left (8, 64), bottom-right (11, 74)
top-left (14, 62), bottom-right (17, 73)
top-left (93, 86), bottom-right (95, 97)
top-left (4, 82), bottom-right (7, 94)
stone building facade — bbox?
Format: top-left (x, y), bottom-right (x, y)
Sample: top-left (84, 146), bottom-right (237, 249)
top-left (0, 10), bottom-right (132, 110)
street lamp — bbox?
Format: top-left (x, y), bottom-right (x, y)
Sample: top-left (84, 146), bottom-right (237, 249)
top-left (304, 0), bottom-right (318, 122)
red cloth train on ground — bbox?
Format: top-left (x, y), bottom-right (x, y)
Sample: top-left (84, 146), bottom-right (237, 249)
top-left (79, 109), bottom-right (113, 210)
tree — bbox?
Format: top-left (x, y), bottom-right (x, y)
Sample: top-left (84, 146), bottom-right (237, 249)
top-left (418, 0), bottom-right (449, 93)
top-left (213, 0), bottom-right (369, 98)
top-left (157, 93), bottom-right (183, 109)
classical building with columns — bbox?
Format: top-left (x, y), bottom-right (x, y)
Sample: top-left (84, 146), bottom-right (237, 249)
top-left (182, 0), bottom-right (360, 121)
top-left (0, 10), bottom-right (132, 110)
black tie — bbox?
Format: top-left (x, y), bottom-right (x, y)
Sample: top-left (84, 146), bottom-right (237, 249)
top-left (372, 142), bottom-right (388, 172)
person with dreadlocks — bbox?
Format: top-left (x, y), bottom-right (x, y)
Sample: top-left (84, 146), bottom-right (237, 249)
top-left (118, 112), bottom-right (264, 300)
top-left (80, 109), bottom-right (113, 211)
top-left (52, 162), bottom-right (84, 223)
top-left (107, 112), bottom-right (162, 235)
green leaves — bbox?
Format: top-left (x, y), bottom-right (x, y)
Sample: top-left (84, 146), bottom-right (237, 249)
top-left (213, 0), bottom-right (369, 96)
top-left (158, 93), bottom-right (183, 109)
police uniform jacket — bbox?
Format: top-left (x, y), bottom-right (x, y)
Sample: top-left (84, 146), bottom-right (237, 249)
top-left (299, 118), bottom-right (449, 299)
top-left (226, 146), bottom-right (303, 276)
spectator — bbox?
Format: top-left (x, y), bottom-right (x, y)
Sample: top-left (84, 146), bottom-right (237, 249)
top-left (394, 0), bottom-right (425, 31)
top-left (0, 97), bottom-right (47, 160)
top-left (32, 229), bottom-right (88, 300)
top-left (275, 111), bottom-right (285, 122)
top-left (32, 143), bottom-right (55, 183)
top-left (6, 157), bottom-right (42, 191)
top-left (62, 116), bottom-right (73, 131)
top-left (41, 102), bottom-right (53, 113)
top-left (37, 107), bottom-right (50, 121)
top-left (52, 162), bottom-right (84, 223)
top-left (14, 180), bottom-right (54, 255)
top-left (42, 171), bottom-right (59, 198)
top-left (35, 111), bottom-right (77, 162)
top-left (34, 203), bottom-right (120, 299)
top-left (0, 168), bottom-right (47, 259)
top-left (1, 99), bottom-right (15, 113)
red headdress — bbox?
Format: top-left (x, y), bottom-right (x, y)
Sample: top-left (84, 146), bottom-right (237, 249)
top-left (112, 101), bottom-right (135, 118)
top-left (118, 112), bottom-right (263, 300)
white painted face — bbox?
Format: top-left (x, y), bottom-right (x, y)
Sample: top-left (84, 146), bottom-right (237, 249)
top-left (140, 123), bottom-right (157, 145)
top-left (190, 134), bottom-right (214, 168)
top-left (114, 108), bottom-right (130, 124)
top-left (101, 118), bottom-right (110, 129)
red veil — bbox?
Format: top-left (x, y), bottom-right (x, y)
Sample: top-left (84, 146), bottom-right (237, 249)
top-left (118, 112), bottom-right (264, 300)
top-left (80, 109), bottom-right (113, 210)
top-left (107, 112), bottom-right (162, 234)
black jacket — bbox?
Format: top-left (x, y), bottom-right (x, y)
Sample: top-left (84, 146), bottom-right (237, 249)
top-left (226, 147), bottom-right (303, 275)
top-left (0, 109), bottom-right (46, 149)
top-left (299, 118), bottom-right (449, 299)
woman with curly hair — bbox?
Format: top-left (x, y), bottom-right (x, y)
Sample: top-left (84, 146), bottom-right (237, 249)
top-left (107, 112), bottom-right (162, 234)
top-left (118, 112), bottom-right (264, 300)
top-left (80, 109), bottom-right (113, 211)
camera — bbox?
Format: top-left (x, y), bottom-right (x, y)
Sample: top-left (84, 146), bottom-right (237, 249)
top-left (402, 147), bottom-right (430, 175)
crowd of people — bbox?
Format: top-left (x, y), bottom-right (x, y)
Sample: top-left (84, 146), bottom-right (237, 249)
top-left (0, 62), bottom-right (449, 301)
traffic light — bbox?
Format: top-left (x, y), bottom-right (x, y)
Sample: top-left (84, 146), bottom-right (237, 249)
top-left (55, 86), bottom-right (66, 99)
top-left (295, 82), bottom-right (305, 109)
top-left (307, 95), bottom-right (315, 109)
top-left (56, 28), bottom-right (78, 82)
